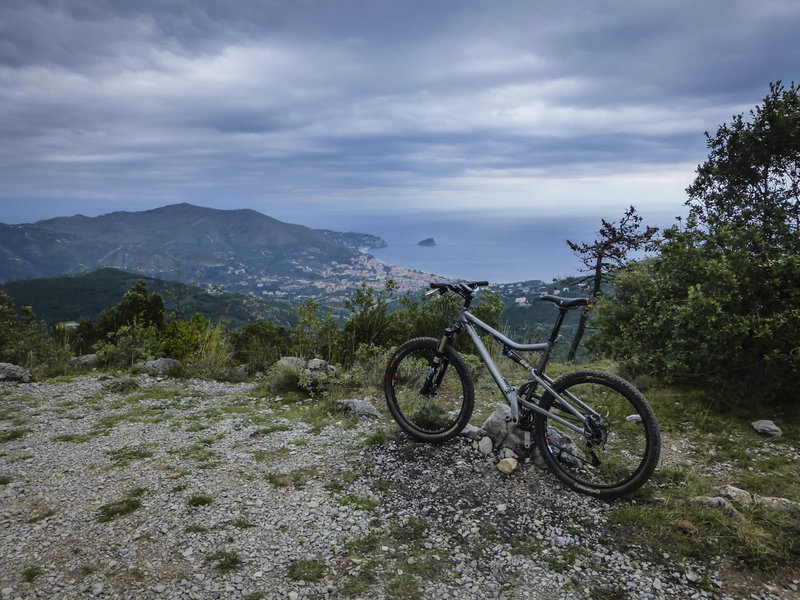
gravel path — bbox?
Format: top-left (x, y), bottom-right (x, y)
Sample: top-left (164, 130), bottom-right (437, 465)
top-left (0, 376), bottom-right (789, 600)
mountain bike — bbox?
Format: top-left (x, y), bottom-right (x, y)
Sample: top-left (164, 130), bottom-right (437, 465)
top-left (383, 281), bottom-right (661, 499)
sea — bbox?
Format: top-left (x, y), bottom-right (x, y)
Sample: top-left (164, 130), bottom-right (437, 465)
top-left (301, 210), bottom-right (676, 284)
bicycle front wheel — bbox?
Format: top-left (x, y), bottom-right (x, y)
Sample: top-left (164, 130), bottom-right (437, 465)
top-left (533, 370), bottom-right (661, 499)
top-left (384, 337), bottom-right (474, 443)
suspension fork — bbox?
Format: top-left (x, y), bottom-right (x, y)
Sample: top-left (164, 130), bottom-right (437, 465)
top-left (420, 326), bottom-right (458, 396)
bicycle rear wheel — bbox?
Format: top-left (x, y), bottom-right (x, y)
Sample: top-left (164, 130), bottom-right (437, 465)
top-left (533, 370), bottom-right (661, 499)
top-left (384, 337), bottom-right (474, 443)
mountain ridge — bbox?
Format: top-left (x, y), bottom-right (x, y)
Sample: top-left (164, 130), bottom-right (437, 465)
top-left (0, 204), bottom-right (393, 298)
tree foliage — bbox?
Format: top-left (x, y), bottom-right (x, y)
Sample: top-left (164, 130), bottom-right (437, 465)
top-left (566, 206), bottom-right (658, 360)
top-left (590, 82), bottom-right (800, 402)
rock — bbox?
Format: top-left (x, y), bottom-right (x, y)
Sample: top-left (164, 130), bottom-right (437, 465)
top-left (0, 363), bottom-right (32, 383)
top-left (715, 485), bottom-right (753, 505)
top-left (685, 570), bottom-right (701, 583)
top-left (459, 424), bottom-right (483, 441)
top-left (751, 419), bottom-right (782, 437)
top-left (335, 398), bottom-right (383, 420)
top-left (276, 357), bottom-right (306, 371)
top-left (91, 582), bottom-right (104, 596)
top-left (417, 237), bottom-right (436, 247)
top-left (501, 448), bottom-right (518, 460)
top-left (69, 354), bottom-right (100, 369)
top-left (497, 458), bottom-right (518, 474)
top-left (753, 495), bottom-right (800, 513)
top-left (306, 358), bottom-right (329, 372)
top-left (480, 406), bottom-right (512, 445)
top-left (478, 436), bottom-right (494, 455)
top-left (625, 414), bottom-right (643, 424)
top-left (479, 406), bottom-right (537, 458)
top-left (690, 496), bottom-right (738, 513)
top-left (136, 358), bottom-right (181, 376)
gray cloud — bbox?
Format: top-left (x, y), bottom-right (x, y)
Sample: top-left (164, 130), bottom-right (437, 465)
top-left (0, 0), bottom-right (798, 223)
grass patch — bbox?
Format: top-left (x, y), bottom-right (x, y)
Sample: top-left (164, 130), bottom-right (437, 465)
top-left (188, 493), bottom-right (214, 507)
top-left (205, 550), bottom-right (242, 572)
top-left (252, 447), bottom-right (289, 463)
top-left (98, 487), bottom-right (146, 522)
top-left (387, 576), bottom-right (422, 600)
top-left (340, 558), bottom-right (381, 597)
top-left (287, 558), bottom-right (326, 581)
top-left (324, 469), bottom-right (359, 493)
top-left (185, 524), bottom-right (209, 533)
top-left (0, 475), bottom-right (12, 485)
top-left (106, 444), bottom-right (154, 465)
top-left (22, 566), bottom-right (43, 583)
top-left (337, 494), bottom-right (379, 511)
top-left (27, 509), bottom-right (56, 523)
top-left (232, 516), bottom-right (253, 529)
top-left (265, 467), bottom-right (318, 489)
top-left (53, 433), bottom-right (92, 443)
top-left (170, 443), bottom-right (218, 466)
top-left (363, 427), bottom-right (392, 446)
top-left (0, 427), bottom-right (30, 443)
top-left (249, 424), bottom-right (292, 437)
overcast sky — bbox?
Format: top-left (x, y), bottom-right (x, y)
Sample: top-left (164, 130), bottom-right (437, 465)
top-left (0, 0), bottom-right (798, 227)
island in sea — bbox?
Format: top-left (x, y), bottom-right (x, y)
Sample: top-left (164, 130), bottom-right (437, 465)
top-left (417, 237), bottom-right (436, 247)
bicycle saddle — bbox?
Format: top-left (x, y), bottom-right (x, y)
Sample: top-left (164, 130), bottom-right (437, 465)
top-left (540, 295), bottom-right (589, 309)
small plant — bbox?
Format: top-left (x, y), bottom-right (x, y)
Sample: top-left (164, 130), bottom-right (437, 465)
top-left (106, 444), bottom-right (154, 465)
top-left (265, 467), bottom-right (317, 488)
top-left (363, 428), bottom-right (391, 446)
top-left (387, 576), bottom-right (422, 600)
top-left (232, 516), bottom-right (252, 529)
top-left (287, 558), bottom-right (326, 581)
top-left (0, 427), bottom-right (30, 443)
top-left (22, 566), bottom-right (43, 583)
top-left (337, 494), bottom-right (379, 511)
top-left (185, 524), bottom-right (208, 533)
top-left (98, 487), bottom-right (146, 522)
top-left (0, 474), bottom-right (12, 485)
top-left (188, 493), bottom-right (214, 507)
top-left (205, 550), bottom-right (242, 572)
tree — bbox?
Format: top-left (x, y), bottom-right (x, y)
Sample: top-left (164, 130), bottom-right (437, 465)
top-left (565, 206), bottom-right (658, 360)
top-left (686, 80), bottom-right (800, 253)
top-left (590, 82), bottom-right (800, 402)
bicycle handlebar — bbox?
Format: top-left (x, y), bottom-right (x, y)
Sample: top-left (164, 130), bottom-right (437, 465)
top-left (427, 281), bottom-right (489, 297)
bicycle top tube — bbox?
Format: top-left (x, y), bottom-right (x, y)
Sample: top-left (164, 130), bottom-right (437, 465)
top-left (461, 311), bottom-right (547, 353)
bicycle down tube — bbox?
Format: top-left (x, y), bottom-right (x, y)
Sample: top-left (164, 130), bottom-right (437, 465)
top-left (457, 309), bottom-right (595, 437)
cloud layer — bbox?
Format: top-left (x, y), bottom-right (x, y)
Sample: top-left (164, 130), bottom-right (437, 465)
top-left (1, 0), bottom-right (798, 223)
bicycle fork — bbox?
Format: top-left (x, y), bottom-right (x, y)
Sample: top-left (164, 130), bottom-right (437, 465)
top-left (420, 328), bottom-right (458, 397)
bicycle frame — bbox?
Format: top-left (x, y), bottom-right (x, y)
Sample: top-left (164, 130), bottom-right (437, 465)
top-left (450, 307), bottom-right (600, 439)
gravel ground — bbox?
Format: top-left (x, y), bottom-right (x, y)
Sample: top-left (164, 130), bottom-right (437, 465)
top-left (0, 375), bottom-right (794, 600)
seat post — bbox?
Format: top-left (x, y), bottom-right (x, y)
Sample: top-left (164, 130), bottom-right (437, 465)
top-left (537, 307), bottom-right (569, 373)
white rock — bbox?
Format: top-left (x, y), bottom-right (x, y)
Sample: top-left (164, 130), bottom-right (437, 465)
top-left (751, 419), bottom-right (782, 437)
top-left (478, 436), bottom-right (494, 455)
top-left (497, 458), bottom-right (518, 474)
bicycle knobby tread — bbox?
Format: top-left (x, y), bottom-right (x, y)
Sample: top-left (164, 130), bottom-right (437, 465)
top-left (533, 369), bottom-right (661, 499)
top-left (383, 337), bottom-right (475, 443)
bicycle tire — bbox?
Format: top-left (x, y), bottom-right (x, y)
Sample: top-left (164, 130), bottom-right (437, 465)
top-left (384, 337), bottom-right (475, 443)
top-left (533, 369), bottom-right (661, 499)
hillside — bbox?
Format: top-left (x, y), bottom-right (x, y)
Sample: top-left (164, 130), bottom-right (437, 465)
top-left (0, 268), bottom-right (299, 328)
top-left (0, 204), bottom-right (395, 299)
